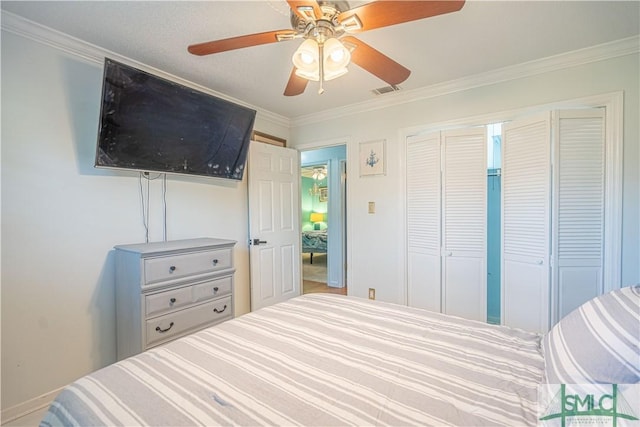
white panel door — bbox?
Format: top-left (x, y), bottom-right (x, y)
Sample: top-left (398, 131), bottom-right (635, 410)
top-left (441, 128), bottom-right (487, 321)
top-left (248, 142), bottom-right (300, 311)
top-left (502, 113), bottom-right (551, 333)
top-left (552, 109), bottom-right (605, 323)
top-left (406, 132), bottom-right (442, 311)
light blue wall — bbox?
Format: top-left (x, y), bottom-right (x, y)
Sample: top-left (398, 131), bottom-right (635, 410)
top-left (487, 170), bottom-right (501, 324)
top-left (301, 145), bottom-right (346, 165)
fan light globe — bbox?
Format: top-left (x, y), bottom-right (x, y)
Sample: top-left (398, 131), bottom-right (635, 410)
top-left (292, 39), bottom-right (319, 79)
top-left (300, 52), bottom-right (315, 64)
top-left (323, 38), bottom-right (350, 81)
top-left (330, 49), bottom-right (344, 62)
top-left (324, 38), bottom-right (350, 67)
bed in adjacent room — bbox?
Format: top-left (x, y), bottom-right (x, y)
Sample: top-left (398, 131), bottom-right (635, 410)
top-left (302, 229), bottom-right (327, 264)
top-left (40, 287), bottom-right (639, 426)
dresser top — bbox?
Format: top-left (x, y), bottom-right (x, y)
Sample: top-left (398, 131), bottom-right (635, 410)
top-left (115, 238), bottom-right (236, 255)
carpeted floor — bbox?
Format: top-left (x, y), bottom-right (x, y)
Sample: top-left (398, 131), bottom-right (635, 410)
top-left (302, 252), bottom-right (327, 283)
top-left (302, 253), bottom-right (346, 295)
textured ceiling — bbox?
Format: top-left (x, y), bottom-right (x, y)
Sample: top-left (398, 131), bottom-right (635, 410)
top-left (2, 1), bottom-right (639, 120)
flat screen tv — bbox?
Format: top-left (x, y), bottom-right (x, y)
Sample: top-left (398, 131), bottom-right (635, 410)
top-left (95, 58), bottom-right (256, 180)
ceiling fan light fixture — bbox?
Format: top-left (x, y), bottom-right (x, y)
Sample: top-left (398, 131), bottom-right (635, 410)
top-left (312, 166), bottom-right (327, 181)
top-left (189, 0), bottom-right (467, 96)
top-left (292, 37), bottom-right (350, 82)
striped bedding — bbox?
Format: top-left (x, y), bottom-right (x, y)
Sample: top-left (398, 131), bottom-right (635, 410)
top-left (41, 294), bottom-right (544, 426)
top-left (542, 284), bottom-right (640, 384)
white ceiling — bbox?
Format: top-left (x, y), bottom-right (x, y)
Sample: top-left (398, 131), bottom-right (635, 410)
top-left (2, 1), bottom-right (639, 120)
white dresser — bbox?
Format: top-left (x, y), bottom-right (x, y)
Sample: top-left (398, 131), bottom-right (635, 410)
top-left (114, 238), bottom-right (236, 360)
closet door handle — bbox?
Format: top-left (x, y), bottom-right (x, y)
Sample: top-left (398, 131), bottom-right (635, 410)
top-left (155, 322), bottom-right (174, 333)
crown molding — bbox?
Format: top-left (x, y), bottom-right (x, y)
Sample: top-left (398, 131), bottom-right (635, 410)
top-left (4, 10), bottom-right (637, 131)
top-left (291, 35), bottom-right (640, 127)
top-left (1, 11), bottom-right (291, 130)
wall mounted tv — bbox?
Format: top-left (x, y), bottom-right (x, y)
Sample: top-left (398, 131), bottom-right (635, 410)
top-left (95, 58), bottom-right (256, 180)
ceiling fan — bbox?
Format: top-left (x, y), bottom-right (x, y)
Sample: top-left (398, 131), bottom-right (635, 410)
top-left (188, 1), bottom-right (465, 96)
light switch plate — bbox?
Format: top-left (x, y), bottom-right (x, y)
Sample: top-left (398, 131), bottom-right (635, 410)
top-left (368, 201), bottom-right (375, 214)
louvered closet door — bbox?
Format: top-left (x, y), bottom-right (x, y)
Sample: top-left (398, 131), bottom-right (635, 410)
top-left (406, 133), bottom-right (441, 312)
top-left (442, 128), bottom-right (487, 321)
top-left (553, 109), bottom-right (605, 323)
top-left (502, 113), bottom-right (551, 333)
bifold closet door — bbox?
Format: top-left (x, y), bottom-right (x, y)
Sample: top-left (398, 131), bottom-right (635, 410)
top-left (502, 113), bottom-right (551, 333)
top-left (406, 133), bottom-right (441, 312)
top-left (552, 109), bottom-right (605, 323)
top-left (441, 128), bottom-right (487, 321)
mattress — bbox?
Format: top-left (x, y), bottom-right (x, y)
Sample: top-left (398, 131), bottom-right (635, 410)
top-left (302, 230), bottom-right (327, 253)
top-left (41, 294), bottom-right (544, 426)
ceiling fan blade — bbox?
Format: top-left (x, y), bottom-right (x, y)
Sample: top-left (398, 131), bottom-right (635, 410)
top-left (188, 30), bottom-right (296, 56)
top-left (284, 68), bottom-right (309, 96)
top-left (287, 0), bottom-right (323, 20)
top-left (338, 1), bottom-right (465, 33)
top-left (342, 36), bottom-right (410, 86)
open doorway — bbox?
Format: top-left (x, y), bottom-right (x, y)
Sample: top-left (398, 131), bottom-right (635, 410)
top-left (300, 146), bottom-right (347, 295)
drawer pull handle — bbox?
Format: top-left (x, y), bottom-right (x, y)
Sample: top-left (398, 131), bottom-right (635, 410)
top-left (213, 287), bottom-right (219, 294)
top-left (169, 266), bottom-right (176, 273)
top-left (155, 322), bottom-right (174, 333)
top-left (169, 297), bottom-right (176, 305)
top-left (213, 305), bottom-right (227, 314)
top-left (212, 259), bottom-right (219, 266)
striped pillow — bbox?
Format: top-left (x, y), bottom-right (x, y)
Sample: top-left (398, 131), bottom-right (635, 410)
top-left (542, 285), bottom-right (640, 384)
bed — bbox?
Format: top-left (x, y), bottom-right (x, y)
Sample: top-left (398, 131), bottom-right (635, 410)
top-left (302, 229), bottom-right (327, 264)
top-left (40, 287), bottom-right (639, 427)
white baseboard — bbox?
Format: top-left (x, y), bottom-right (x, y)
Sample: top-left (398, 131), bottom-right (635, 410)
top-left (1, 387), bottom-right (62, 425)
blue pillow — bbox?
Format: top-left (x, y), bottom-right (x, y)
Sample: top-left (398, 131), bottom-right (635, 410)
top-left (542, 285), bottom-right (640, 384)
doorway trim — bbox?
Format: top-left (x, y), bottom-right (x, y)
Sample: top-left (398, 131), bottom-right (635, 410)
top-left (297, 137), bottom-right (351, 293)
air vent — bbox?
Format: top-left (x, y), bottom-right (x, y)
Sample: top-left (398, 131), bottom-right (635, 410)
top-left (371, 85), bottom-right (401, 96)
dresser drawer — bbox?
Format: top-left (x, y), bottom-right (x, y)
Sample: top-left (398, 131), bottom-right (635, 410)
top-left (144, 248), bottom-right (232, 284)
top-left (193, 276), bottom-right (232, 303)
top-left (145, 296), bottom-right (232, 348)
top-left (145, 286), bottom-right (192, 317)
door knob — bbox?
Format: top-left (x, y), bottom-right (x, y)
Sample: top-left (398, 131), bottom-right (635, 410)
top-left (252, 239), bottom-right (267, 245)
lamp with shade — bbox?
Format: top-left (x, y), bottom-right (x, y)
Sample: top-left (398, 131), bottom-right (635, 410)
top-left (310, 212), bottom-right (324, 230)
top-left (310, 212), bottom-right (324, 223)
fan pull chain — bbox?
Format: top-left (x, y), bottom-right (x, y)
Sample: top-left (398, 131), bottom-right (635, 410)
top-left (318, 42), bottom-right (325, 95)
